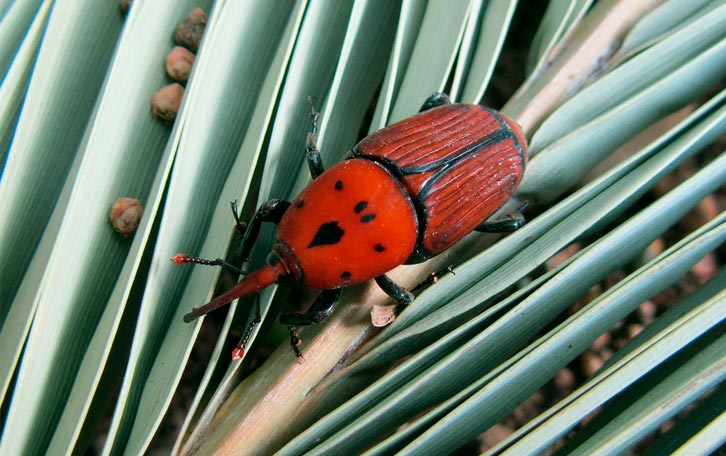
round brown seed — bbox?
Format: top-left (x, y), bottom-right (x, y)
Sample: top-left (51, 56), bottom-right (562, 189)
top-left (166, 46), bottom-right (195, 82)
top-left (152, 83), bottom-right (184, 122)
top-left (110, 198), bottom-right (143, 237)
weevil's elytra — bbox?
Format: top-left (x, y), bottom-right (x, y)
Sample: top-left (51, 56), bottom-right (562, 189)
top-left (176, 94), bottom-right (528, 358)
top-left (353, 104), bottom-right (526, 260)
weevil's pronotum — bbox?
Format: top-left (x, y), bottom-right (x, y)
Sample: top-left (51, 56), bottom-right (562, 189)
top-left (174, 93), bottom-right (527, 358)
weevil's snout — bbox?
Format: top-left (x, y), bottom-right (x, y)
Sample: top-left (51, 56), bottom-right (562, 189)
top-left (183, 260), bottom-right (288, 322)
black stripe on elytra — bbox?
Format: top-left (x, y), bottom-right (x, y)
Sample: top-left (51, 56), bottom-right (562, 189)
top-left (486, 107), bottom-right (526, 171)
top-left (417, 129), bottom-right (510, 200)
top-left (352, 120), bottom-right (511, 176)
top-left (308, 221), bottom-right (345, 248)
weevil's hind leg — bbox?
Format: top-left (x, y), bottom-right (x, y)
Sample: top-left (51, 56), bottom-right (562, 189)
top-left (419, 92), bottom-right (452, 112)
top-left (279, 288), bottom-right (344, 358)
top-left (476, 211), bottom-right (526, 233)
top-left (279, 288), bottom-right (343, 326)
top-left (375, 274), bottom-right (414, 308)
top-left (306, 96), bottom-right (325, 179)
top-left (237, 199), bottom-right (291, 262)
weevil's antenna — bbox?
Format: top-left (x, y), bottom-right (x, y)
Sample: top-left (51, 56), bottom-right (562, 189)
top-left (171, 254), bottom-right (245, 275)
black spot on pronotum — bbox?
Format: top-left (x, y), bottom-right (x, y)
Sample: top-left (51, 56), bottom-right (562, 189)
top-left (374, 243), bottom-right (386, 252)
top-left (295, 199), bottom-right (304, 208)
top-left (354, 201), bottom-right (368, 213)
top-left (360, 213), bottom-right (376, 223)
top-left (341, 271), bottom-right (352, 280)
top-left (335, 180), bottom-right (343, 190)
top-left (308, 221), bottom-right (345, 248)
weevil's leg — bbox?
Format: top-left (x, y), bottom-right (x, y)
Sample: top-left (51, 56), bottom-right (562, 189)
top-left (306, 97), bottom-right (325, 179)
top-left (230, 200), bottom-right (246, 237)
top-left (231, 294), bottom-right (262, 360)
top-left (411, 265), bottom-right (455, 293)
top-left (476, 211), bottom-right (526, 233)
top-left (287, 325), bottom-right (304, 359)
top-left (279, 288), bottom-right (344, 326)
top-left (419, 92), bottom-right (452, 112)
top-left (375, 274), bottom-right (414, 307)
top-left (237, 199), bottom-right (291, 261)
top-left (280, 288), bottom-right (343, 358)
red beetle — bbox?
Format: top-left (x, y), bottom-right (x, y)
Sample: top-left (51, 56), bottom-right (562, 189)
top-left (174, 93), bottom-right (527, 358)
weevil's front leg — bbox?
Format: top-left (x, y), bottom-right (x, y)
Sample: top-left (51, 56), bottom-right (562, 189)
top-left (237, 199), bottom-right (291, 262)
top-left (279, 288), bottom-right (343, 326)
top-left (280, 288), bottom-right (344, 358)
top-left (230, 200), bottom-right (246, 237)
top-left (476, 211), bottom-right (526, 233)
top-left (419, 92), bottom-right (452, 112)
top-left (375, 274), bottom-right (414, 307)
top-left (306, 97), bottom-right (325, 179)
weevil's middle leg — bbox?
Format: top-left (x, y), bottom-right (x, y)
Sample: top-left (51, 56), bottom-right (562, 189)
top-left (375, 274), bottom-right (414, 308)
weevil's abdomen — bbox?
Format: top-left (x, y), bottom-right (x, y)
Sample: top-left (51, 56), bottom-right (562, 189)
top-left (353, 104), bottom-right (527, 262)
top-left (275, 159), bottom-right (418, 289)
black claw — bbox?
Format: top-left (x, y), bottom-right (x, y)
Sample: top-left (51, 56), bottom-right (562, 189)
top-left (288, 325), bottom-right (304, 358)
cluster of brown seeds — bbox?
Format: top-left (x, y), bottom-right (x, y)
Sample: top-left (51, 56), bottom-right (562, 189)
top-left (111, 6), bottom-right (207, 237)
top-left (151, 7), bottom-right (207, 122)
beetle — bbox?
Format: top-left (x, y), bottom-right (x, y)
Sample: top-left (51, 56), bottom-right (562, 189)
top-left (174, 93), bottom-right (527, 358)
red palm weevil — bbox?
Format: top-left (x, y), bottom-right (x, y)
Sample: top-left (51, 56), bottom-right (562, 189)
top-left (173, 93), bottom-right (527, 358)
